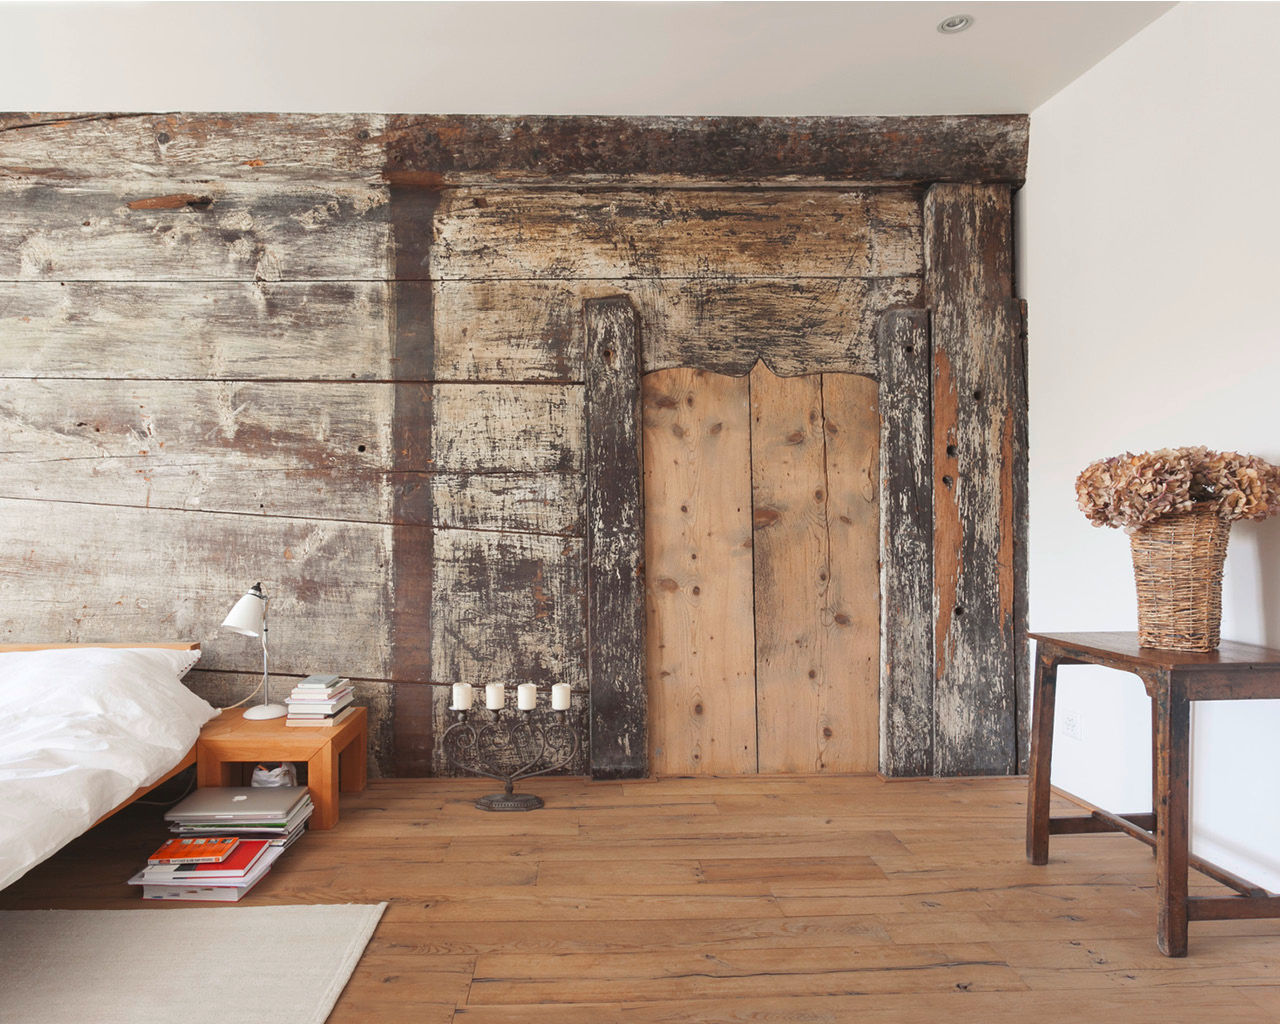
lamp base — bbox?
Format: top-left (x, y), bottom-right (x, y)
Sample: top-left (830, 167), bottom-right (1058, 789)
top-left (243, 703), bottom-right (288, 721)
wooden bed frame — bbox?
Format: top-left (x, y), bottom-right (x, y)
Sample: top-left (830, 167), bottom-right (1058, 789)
top-left (0, 641), bottom-right (202, 824)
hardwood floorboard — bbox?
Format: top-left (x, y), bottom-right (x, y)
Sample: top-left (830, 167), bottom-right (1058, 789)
top-left (4, 775), bottom-right (1279, 1022)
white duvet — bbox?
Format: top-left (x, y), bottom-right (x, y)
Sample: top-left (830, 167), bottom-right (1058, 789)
top-left (0, 646), bottom-right (217, 890)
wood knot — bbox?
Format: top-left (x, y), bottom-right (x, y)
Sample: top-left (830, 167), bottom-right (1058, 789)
top-left (655, 578), bottom-right (680, 592)
top-left (822, 727), bottom-right (833, 739)
top-left (785, 430), bottom-right (806, 445)
top-left (753, 507), bottom-right (781, 529)
top-left (694, 703), bottom-right (704, 715)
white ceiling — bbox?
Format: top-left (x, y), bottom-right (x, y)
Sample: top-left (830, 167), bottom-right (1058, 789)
top-left (0, 1), bottom-right (1172, 115)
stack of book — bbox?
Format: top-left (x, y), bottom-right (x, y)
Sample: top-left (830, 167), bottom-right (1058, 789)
top-left (286, 673), bottom-right (356, 727)
top-left (128, 835), bottom-right (282, 902)
top-left (130, 787), bottom-right (313, 901)
top-left (127, 785), bottom-right (315, 900)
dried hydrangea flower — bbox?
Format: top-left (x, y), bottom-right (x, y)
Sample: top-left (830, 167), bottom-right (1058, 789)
top-left (1076, 447), bottom-right (1280, 532)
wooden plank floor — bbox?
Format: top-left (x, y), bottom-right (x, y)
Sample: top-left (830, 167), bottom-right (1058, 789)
top-left (5, 775), bottom-right (1280, 1022)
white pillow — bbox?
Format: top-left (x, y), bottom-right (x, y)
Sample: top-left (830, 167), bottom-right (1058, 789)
top-left (0, 646), bottom-right (215, 752)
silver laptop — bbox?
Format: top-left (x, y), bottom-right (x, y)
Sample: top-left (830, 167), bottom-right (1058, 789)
top-left (166, 786), bottom-right (309, 823)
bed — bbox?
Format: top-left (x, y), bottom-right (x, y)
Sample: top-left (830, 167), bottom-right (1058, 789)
top-left (0, 642), bottom-right (218, 890)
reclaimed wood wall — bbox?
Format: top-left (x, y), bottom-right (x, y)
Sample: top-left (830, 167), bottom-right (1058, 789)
top-left (0, 113), bottom-right (1028, 778)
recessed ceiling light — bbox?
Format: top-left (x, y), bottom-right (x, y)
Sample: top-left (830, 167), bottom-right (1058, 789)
top-left (937, 14), bottom-right (974, 34)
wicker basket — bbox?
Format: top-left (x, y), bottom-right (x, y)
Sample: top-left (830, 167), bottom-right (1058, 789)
top-left (1129, 506), bottom-right (1231, 651)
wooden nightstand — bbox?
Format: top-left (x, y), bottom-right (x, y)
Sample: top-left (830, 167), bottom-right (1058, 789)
top-left (196, 707), bottom-right (368, 829)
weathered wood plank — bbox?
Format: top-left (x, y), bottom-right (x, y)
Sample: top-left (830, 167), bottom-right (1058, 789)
top-left (388, 180), bottom-right (437, 775)
top-left (0, 112), bottom-right (388, 181)
top-left (186, 669), bottom-right (396, 778)
top-left (0, 497), bottom-right (393, 679)
top-left (1011, 300), bottom-right (1030, 773)
top-left (643, 369), bottom-right (756, 776)
top-left (876, 309), bottom-right (934, 777)
top-left (431, 188), bottom-right (920, 281)
top-left (751, 366), bottom-right (827, 773)
top-left (0, 280), bottom-right (396, 380)
top-left (925, 183), bottom-right (1022, 776)
top-left (0, 181), bottom-right (393, 281)
top-left (432, 276), bottom-right (919, 382)
top-left (820, 372), bottom-right (880, 774)
top-left (430, 384), bottom-right (583, 474)
top-left (752, 366), bottom-right (874, 773)
top-left (0, 378), bottom-right (394, 522)
top-left (0, 377), bottom-right (579, 539)
top-left (383, 114), bottom-right (1030, 185)
top-left (427, 474), bottom-right (583, 536)
top-left (585, 297), bottom-right (646, 779)
top-left (430, 528), bottom-right (586, 692)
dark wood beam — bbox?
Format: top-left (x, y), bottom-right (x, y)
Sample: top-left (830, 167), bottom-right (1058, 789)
top-left (384, 114), bottom-right (1029, 186)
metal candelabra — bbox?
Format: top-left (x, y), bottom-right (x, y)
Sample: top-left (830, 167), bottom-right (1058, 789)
top-left (442, 704), bottom-right (580, 811)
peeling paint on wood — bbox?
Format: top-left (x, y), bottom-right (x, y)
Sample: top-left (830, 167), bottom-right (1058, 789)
top-left (431, 528), bottom-right (587, 692)
top-left (0, 112), bottom-right (388, 181)
top-left (431, 384), bottom-right (584, 474)
top-left (0, 181), bottom-right (392, 281)
top-left (432, 188), bottom-right (920, 281)
top-left (925, 184), bottom-right (1024, 777)
top-left (877, 309), bottom-right (934, 776)
top-left (0, 378), bottom-right (395, 522)
top-left (431, 276), bottom-right (920, 382)
top-left (383, 114), bottom-right (1030, 185)
top-left (0, 280), bottom-right (395, 381)
top-left (427, 473), bottom-right (584, 536)
top-left (585, 297), bottom-right (646, 779)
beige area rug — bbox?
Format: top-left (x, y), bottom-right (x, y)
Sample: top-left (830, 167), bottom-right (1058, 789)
top-left (0, 903), bottom-right (386, 1024)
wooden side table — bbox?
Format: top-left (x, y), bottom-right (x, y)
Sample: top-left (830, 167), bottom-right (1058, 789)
top-left (1026, 631), bottom-right (1280, 956)
top-left (196, 707), bottom-right (368, 830)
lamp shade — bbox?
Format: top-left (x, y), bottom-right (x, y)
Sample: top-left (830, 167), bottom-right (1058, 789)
top-left (221, 584), bottom-right (266, 637)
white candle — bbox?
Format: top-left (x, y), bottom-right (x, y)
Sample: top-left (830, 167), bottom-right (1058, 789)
top-left (451, 682), bottom-right (473, 711)
top-left (485, 683), bottom-right (505, 710)
top-left (551, 683), bottom-right (571, 710)
top-left (517, 682), bottom-right (538, 710)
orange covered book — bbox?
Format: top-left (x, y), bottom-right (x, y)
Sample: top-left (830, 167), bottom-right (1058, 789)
top-left (147, 836), bottom-right (240, 865)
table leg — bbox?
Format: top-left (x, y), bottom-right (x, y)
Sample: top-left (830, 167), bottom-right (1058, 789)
top-left (1151, 698), bottom-right (1160, 855)
top-left (340, 727), bottom-right (367, 794)
top-left (197, 753), bottom-right (235, 788)
top-left (1154, 671), bottom-right (1190, 957)
top-left (1026, 645), bottom-right (1058, 865)
top-left (308, 742), bottom-right (340, 830)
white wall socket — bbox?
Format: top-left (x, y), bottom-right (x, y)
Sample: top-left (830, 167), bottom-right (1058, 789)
top-left (1062, 709), bottom-right (1084, 741)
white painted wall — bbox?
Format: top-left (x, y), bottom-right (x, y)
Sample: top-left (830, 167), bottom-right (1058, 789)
top-left (1019, 2), bottom-right (1280, 890)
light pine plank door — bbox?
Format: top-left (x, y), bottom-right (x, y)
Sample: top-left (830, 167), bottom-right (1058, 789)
top-left (643, 369), bottom-right (756, 775)
top-left (817, 372), bottom-right (881, 773)
top-left (644, 365), bottom-right (879, 775)
top-left (751, 367), bottom-right (836, 773)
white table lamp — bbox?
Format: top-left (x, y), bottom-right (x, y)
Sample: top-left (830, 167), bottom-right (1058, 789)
top-left (221, 582), bottom-right (287, 720)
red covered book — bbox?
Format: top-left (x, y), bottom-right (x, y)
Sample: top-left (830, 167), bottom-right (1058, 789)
top-left (140, 839), bottom-right (270, 880)
top-left (147, 836), bottom-right (239, 865)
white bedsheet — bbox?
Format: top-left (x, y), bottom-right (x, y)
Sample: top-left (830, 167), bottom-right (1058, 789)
top-left (0, 647), bottom-right (217, 890)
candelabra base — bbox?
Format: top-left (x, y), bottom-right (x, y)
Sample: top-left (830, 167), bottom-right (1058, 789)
top-left (475, 792), bottom-right (545, 812)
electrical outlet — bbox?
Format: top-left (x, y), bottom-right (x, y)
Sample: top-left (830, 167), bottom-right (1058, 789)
top-left (1062, 710), bottom-right (1084, 742)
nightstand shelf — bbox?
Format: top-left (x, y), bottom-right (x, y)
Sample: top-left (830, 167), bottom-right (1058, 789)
top-left (196, 706), bottom-right (367, 830)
